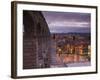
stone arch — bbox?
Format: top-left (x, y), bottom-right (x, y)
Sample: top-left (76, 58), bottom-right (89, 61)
top-left (23, 10), bottom-right (51, 69)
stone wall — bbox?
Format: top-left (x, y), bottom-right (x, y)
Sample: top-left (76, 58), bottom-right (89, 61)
top-left (23, 10), bottom-right (51, 69)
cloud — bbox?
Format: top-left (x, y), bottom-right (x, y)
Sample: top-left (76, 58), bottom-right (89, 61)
top-left (42, 11), bottom-right (91, 33)
top-left (49, 20), bottom-right (90, 28)
top-left (49, 26), bottom-right (90, 33)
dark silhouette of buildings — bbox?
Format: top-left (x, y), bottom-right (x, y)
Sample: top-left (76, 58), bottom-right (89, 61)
top-left (23, 10), bottom-right (51, 69)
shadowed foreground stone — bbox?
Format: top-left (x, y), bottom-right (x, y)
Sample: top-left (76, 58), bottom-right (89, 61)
top-left (23, 10), bottom-right (51, 69)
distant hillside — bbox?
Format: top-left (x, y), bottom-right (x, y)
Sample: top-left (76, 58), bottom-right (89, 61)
top-left (51, 32), bottom-right (90, 36)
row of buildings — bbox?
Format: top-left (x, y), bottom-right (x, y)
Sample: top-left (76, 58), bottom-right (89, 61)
top-left (51, 33), bottom-right (91, 62)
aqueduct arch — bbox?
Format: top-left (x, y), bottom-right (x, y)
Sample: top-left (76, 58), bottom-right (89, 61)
top-left (23, 10), bottom-right (51, 69)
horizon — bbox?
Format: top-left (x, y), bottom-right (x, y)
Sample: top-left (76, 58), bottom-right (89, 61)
top-left (50, 32), bottom-right (91, 34)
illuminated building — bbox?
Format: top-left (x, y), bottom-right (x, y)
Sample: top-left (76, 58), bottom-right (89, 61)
top-left (53, 33), bottom-right (90, 63)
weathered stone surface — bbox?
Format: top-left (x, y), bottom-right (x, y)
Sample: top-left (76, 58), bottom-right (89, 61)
top-left (23, 10), bottom-right (51, 69)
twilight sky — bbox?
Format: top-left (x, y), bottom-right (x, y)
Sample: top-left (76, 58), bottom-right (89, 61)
top-left (42, 11), bottom-right (91, 33)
